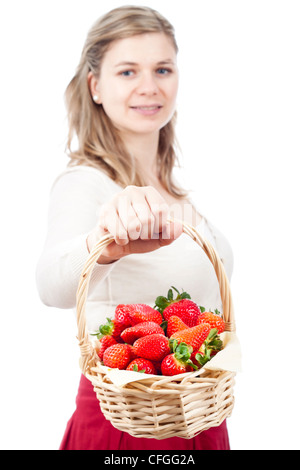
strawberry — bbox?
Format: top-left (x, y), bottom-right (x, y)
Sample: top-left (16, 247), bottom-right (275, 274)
top-left (166, 315), bottom-right (189, 337)
top-left (94, 317), bottom-right (125, 342)
top-left (170, 323), bottom-right (211, 351)
top-left (128, 304), bottom-right (163, 325)
top-left (114, 304), bottom-right (133, 328)
top-left (126, 358), bottom-right (157, 375)
top-left (121, 321), bottom-right (165, 344)
top-left (191, 328), bottom-right (223, 367)
top-left (197, 309), bottom-right (225, 334)
top-left (132, 334), bottom-right (170, 362)
top-left (96, 335), bottom-right (117, 361)
top-left (102, 343), bottom-right (132, 370)
top-left (155, 287), bottom-right (201, 327)
top-left (190, 349), bottom-right (203, 366)
top-left (161, 342), bottom-right (197, 376)
top-left (128, 344), bottom-right (139, 361)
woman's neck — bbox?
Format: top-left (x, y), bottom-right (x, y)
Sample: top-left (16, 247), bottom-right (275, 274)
top-left (122, 131), bottom-right (160, 177)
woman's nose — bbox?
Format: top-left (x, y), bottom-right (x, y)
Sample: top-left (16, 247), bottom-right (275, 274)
top-left (136, 72), bottom-right (159, 95)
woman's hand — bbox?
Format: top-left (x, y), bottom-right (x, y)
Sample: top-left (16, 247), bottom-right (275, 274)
top-left (87, 185), bottom-right (183, 264)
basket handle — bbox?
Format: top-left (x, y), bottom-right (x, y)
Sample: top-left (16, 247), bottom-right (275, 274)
top-left (76, 219), bottom-right (235, 374)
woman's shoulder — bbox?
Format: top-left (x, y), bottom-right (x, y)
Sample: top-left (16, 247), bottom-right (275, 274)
top-left (51, 164), bottom-right (121, 193)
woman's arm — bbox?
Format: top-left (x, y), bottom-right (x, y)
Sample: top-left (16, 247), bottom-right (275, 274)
top-left (36, 168), bottom-right (120, 309)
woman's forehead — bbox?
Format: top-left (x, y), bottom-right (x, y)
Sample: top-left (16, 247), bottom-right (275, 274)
top-left (103, 33), bottom-right (177, 66)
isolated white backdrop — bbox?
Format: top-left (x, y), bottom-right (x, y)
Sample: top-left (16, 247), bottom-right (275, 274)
top-left (0, 0), bottom-right (299, 450)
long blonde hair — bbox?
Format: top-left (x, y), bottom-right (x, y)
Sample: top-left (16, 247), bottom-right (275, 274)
top-left (65, 5), bottom-right (187, 197)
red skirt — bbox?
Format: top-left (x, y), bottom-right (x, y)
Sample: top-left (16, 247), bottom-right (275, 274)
top-left (60, 374), bottom-right (230, 451)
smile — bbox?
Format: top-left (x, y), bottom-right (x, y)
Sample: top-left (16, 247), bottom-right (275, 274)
top-left (130, 105), bottom-right (162, 116)
top-left (132, 106), bottom-right (162, 110)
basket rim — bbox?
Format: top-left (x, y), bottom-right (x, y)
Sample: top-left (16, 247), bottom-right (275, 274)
top-left (88, 357), bottom-right (236, 392)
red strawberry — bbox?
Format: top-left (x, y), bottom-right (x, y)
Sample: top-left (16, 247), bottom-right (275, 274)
top-left (161, 355), bottom-right (194, 376)
top-left (128, 344), bottom-right (139, 361)
top-left (96, 335), bottom-right (117, 361)
top-left (161, 342), bottom-right (197, 376)
top-left (128, 304), bottom-right (163, 325)
top-left (190, 349), bottom-right (203, 366)
top-left (96, 317), bottom-right (125, 342)
top-left (126, 358), bottom-right (157, 375)
top-left (102, 343), bottom-right (132, 370)
top-left (197, 310), bottom-right (225, 334)
top-left (114, 304), bottom-right (133, 327)
top-left (132, 334), bottom-right (170, 362)
top-left (166, 315), bottom-right (189, 337)
top-left (155, 287), bottom-right (201, 327)
top-left (191, 329), bottom-right (223, 367)
top-left (163, 300), bottom-right (201, 327)
top-left (170, 323), bottom-right (211, 351)
top-left (121, 321), bottom-right (165, 344)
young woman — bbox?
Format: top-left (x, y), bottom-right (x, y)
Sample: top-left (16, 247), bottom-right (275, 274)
top-left (36, 6), bottom-right (233, 450)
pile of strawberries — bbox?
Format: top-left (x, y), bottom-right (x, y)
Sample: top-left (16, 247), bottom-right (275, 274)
top-left (93, 287), bottom-right (225, 377)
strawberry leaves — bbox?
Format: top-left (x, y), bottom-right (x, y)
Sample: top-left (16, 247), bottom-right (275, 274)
top-left (132, 364), bottom-right (146, 373)
top-left (91, 317), bottom-right (114, 339)
top-left (170, 341), bottom-right (198, 371)
top-left (194, 328), bottom-right (223, 367)
top-left (206, 328), bottom-right (223, 351)
top-left (155, 286), bottom-right (191, 314)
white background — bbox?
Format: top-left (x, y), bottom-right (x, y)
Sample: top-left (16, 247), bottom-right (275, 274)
top-left (1, 0), bottom-right (299, 450)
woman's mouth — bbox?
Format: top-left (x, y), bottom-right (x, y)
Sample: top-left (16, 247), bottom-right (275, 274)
top-left (130, 105), bottom-right (162, 116)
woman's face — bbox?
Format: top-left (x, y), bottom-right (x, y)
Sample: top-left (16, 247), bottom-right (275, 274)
top-left (89, 33), bottom-right (179, 140)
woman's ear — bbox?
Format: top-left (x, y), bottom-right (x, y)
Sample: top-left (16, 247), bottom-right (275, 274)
top-left (87, 71), bottom-right (102, 104)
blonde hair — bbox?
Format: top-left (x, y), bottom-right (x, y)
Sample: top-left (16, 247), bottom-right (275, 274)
top-left (65, 5), bottom-right (187, 197)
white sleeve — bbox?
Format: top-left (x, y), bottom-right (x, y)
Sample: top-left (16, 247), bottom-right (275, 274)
top-left (36, 167), bottom-right (120, 309)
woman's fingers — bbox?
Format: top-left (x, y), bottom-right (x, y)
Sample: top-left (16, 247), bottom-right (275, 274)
top-left (97, 186), bottom-right (181, 252)
top-left (118, 219), bottom-right (184, 257)
top-left (98, 204), bottom-right (129, 245)
top-left (114, 186), bottom-right (169, 241)
top-left (132, 198), bottom-right (155, 240)
top-left (144, 187), bottom-right (169, 236)
top-left (160, 218), bottom-right (183, 243)
top-left (129, 186), bottom-right (169, 239)
top-left (115, 197), bottom-right (141, 242)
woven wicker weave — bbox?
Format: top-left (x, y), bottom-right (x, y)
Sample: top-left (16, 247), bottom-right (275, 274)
top-left (76, 221), bottom-right (236, 439)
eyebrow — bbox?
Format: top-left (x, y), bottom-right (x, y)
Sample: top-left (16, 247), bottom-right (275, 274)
top-left (114, 60), bottom-right (175, 68)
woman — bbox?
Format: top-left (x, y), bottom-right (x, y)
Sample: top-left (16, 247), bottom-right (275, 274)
top-left (36, 6), bottom-right (233, 450)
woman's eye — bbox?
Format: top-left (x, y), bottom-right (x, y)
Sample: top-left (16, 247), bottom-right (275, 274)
top-left (120, 70), bottom-right (134, 77)
top-left (157, 68), bottom-right (172, 75)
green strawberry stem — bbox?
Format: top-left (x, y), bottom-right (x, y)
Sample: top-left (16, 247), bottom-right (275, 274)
top-left (160, 320), bottom-right (168, 333)
top-left (195, 349), bottom-right (212, 367)
top-left (199, 306), bottom-right (222, 317)
top-left (206, 328), bottom-right (223, 351)
top-left (91, 317), bottom-right (114, 339)
top-left (133, 364), bottom-right (145, 373)
top-left (155, 286), bottom-right (191, 314)
top-left (170, 341), bottom-right (198, 371)
top-left (195, 328), bottom-right (223, 367)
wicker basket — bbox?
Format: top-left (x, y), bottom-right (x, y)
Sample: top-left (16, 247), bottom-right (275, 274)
top-left (76, 221), bottom-right (236, 440)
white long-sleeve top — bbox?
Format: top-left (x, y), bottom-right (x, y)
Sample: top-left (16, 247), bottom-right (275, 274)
top-left (36, 166), bottom-right (234, 331)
